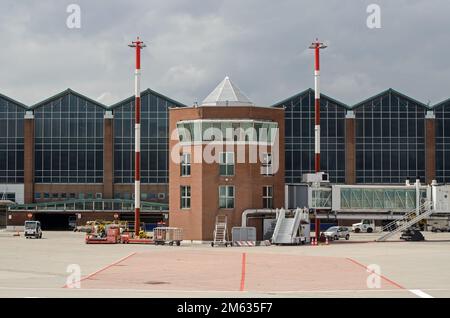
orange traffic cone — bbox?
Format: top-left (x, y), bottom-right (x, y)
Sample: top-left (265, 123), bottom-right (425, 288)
top-left (325, 236), bottom-right (329, 245)
top-left (311, 237), bottom-right (315, 246)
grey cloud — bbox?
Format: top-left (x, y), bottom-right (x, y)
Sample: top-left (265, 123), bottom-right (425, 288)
top-left (0, 0), bottom-right (449, 106)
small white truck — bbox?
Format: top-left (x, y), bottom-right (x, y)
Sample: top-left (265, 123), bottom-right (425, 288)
top-left (24, 221), bottom-right (42, 239)
top-left (352, 219), bottom-right (375, 233)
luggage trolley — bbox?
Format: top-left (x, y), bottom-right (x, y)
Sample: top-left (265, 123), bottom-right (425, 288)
top-left (154, 227), bottom-right (183, 246)
top-left (211, 215), bottom-right (230, 247)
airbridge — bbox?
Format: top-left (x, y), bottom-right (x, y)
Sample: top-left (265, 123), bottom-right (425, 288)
top-left (287, 181), bottom-right (450, 217)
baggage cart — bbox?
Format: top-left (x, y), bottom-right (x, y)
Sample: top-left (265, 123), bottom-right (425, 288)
top-left (154, 227), bottom-right (183, 246)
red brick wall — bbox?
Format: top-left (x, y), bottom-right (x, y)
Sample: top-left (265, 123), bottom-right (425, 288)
top-left (345, 117), bottom-right (356, 185)
top-left (425, 118), bottom-right (436, 184)
top-left (103, 117), bottom-right (114, 199)
top-left (24, 117), bottom-right (34, 203)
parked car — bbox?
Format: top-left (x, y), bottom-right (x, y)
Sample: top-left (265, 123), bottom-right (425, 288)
top-left (24, 221), bottom-right (42, 239)
top-left (323, 226), bottom-right (350, 241)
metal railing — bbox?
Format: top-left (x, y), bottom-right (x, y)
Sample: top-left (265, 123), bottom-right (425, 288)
top-left (376, 201), bottom-right (433, 242)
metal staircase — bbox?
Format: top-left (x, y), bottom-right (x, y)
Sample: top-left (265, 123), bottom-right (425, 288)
top-left (376, 201), bottom-right (433, 242)
top-left (272, 208), bottom-right (308, 244)
top-left (212, 215), bottom-right (229, 247)
top-left (263, 219), bottom-right (277, 240)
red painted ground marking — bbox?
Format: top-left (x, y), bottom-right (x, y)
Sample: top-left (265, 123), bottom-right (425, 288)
top-left (346, 257), bottom-right (405, 289)
top-left (240, 253), bottom-right (247, 292)
top-left (63, 252), bottom-right (137, 288)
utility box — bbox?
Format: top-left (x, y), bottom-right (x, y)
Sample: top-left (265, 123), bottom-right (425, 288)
top-left (432, 185), bottom-right (450, 212)
top-left (232, 227), bottom-right (257, 242)
top-left (301, 172), bottom-right (329, 184)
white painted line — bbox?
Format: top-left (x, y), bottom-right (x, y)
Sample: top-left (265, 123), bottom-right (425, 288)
top-left (409, 289), bottom-right (434, 298)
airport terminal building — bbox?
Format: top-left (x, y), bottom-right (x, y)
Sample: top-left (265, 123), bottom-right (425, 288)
top-left (1, 78), bottom-right (450, 231)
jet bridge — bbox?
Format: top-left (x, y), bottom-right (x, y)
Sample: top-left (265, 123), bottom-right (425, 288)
top-left (286, 176), bottom-right (450, 220)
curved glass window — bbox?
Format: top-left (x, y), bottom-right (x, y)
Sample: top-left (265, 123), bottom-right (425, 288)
top-left (354, 90), bottom-right (426, 184)
top-left (273, 89), bottom-right (346, 184)
top-left (0, 96), bottom-right (25, 183)
top-left (435, 100), bottom-right (450, 183)
top-left (114, 90), bottom-right (185, 184)
top-left (176, 120), bottom-right (278, 144)
top-left (34, 92), bottom-right (104, 183)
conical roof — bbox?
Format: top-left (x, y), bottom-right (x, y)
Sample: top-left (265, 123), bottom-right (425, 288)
top-left (201, 76), bottom-right (254, 106)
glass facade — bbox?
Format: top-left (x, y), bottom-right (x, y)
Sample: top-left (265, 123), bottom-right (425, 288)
top-left (176, 120), bottom-right (278, 144)
top-left (0, 88), bottom-right (447, 191)
top-left (114, 90), bottom-right (185, 184)
top-left (339, 187), bottom-right (427, 210)
top-left (274, 89), bottom-right (346, 184)
top-left (354, 90), bottom-right (426, 184)
top-left (435, 100), bottom-right (450, 183)
top-left (34, 91), bottom-right (105, 183)
top-left (0, 95), bottom-right (25, 183)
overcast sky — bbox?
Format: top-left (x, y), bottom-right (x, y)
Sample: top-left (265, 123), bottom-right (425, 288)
top-left (1, 0), bottom-right (449, 107)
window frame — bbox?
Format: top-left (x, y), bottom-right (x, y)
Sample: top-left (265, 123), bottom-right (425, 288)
top-left (261, 152), bottom-right (273, 176)
top-left (180, 185), bottom-right (191, 209)
top-left (180, 153), bottom-right (191, 176)
top-left (219, 152), bottom-right (235, 176)
top-left (219, 185), bottom-right (235, 209)
top-left (262, 185), bottom-right (273, 209)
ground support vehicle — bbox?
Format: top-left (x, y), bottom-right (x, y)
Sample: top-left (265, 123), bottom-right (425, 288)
top-left (24, 221), bottom-right (42, 239)
top-left (154, 227), bottom-right (183, 246)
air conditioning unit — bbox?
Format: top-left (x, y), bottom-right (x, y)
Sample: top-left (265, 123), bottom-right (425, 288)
top-left (301, 172), bottom-right (330, 184)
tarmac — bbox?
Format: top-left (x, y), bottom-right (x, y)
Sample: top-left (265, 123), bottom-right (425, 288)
top-left (0, 231), bottom-right (449, 298)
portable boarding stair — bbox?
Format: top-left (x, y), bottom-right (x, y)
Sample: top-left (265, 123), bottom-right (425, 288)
top-left (376, 201), bottom-right (433, 242)
top-left (211, 215), bottom-right (229, 247)
top-left (263, 219), bottom-right (277, 240)
top-left (271, 208), bottom-right (308, 244)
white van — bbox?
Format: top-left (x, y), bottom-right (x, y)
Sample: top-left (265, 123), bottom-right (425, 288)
top-left (24, 221), bottom-right (42, 239)
top-left (352, 219), bottom-right (375, 233)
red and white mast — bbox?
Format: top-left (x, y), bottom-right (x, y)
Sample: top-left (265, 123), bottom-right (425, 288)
top-left (309, 38), bottom-right (327, 173)
top-left (129, 37), bottom-right (146, 236)
top-left (309, 38), bottom-right (327, 241)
